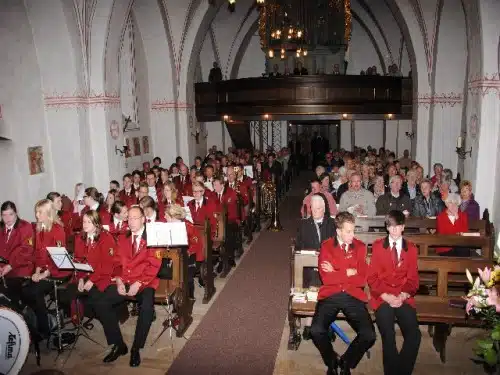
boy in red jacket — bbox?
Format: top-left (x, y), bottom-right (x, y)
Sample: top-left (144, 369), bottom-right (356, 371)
top-left (310, 212), bottom-right (376, 375)
top-left (368, 210), bottom-right (421, 375)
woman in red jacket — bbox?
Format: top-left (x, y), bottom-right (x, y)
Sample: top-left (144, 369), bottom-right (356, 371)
top-left (101, 200), bottom-right (129, 238)
top-left (165, 204), bottom-right (203, 299)
top-left (0, 201), bottom-right (35, 307)
top-left (47, 192), bottom-right (74, 240)
top-left (436, 193), bottom-right (469, 256)
top-left (26, 199), bottom-right (71, 338)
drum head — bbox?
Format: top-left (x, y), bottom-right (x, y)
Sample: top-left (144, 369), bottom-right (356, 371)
top-left (0, 307), bottom-right (30, 375)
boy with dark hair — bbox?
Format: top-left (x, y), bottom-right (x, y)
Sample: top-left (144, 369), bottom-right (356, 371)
top-left (368, 210), bottom-right (421, 375)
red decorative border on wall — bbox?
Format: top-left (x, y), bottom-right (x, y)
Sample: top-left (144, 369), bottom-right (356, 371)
top-left (44, 93), bottom-right (121, 108)
top-left (468, 73), bottom-right (500, 97)
top-left (151, 100), bottom-right (193, 112)
top-left (415, 93), bottom-right (463, 108)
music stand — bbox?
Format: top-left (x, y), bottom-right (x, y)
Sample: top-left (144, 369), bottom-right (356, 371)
top-left (46, 248), bottom-right (103, 362)
top-left (151, 292), bottom-right (179, 345)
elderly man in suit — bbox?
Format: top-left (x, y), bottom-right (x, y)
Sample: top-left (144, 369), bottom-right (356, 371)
top-left (295, 194), bottom-right (336, 343)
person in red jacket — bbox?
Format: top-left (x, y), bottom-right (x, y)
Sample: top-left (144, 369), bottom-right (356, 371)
top-left (367, 210), bottom-right (421, 375)
top-left (119, 173), bottom-right (138, 208)
top-left (187, 181), bottom-right (217, 237)
top-left (47, 192), bottom-right (74, 240)
top-left (310, 211), bottom-right (376, 375)
top-left (436, 192), bottom-right (470, 256)
top-left (0, 201), bottom-right (34, 307)
top-left (91, 206), bottom-right (161, 367)
top-left (165, 204), bottom-right (203, 299)
top-left (101, 200), bottom-right (129, 238)
top-left (71, 210), bottom-right (125, 363)
top-left (27, 199), bottom-right (71, 338)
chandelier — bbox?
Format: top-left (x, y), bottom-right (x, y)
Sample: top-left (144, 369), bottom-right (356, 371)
top-left (268, 12), bottom-right (307, 58)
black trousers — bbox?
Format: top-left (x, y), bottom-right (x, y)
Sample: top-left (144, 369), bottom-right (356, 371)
top-left (310, 292), bottom-right (376, 371)
top-left (187, 254), bottom-right (196, 299)
top-left (0, 277), bottom-right (27, 309)
top-left (375, 303), bottom-right (421, 375)
top-left (439, 247), bottom-right (471, 257)
top-left (90, 285), bottom-right (155, 348)
top-left (23, 279), bottom-right (59, 336)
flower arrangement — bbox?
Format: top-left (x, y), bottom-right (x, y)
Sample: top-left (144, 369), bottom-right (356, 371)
top-left (464, 264), bottom-right (500, 372)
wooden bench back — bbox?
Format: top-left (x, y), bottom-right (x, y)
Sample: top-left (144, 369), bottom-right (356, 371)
top-left (354, 216), bottom-right (489, 234)
top-left (292, 250), bottom-right (490, 297)
top-left (417, 257), bottom-right (490, 302)
top-left (213, 206), bottom-right (227, 244)
top-left (355, 232), bottom-right (492, 259)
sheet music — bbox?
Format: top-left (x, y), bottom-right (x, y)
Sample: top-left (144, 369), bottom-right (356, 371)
top-left (146, 222), bottom-right (188, 247)
top-left (183, 196), bottom-right (194, 206)
top-left (244, 166), bottom-right (254, 179)
top-left (46, 247), bottom-right (94, 272)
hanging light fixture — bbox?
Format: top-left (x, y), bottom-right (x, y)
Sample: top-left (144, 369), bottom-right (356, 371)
top-left (228, 0), bottom-right (236, 12)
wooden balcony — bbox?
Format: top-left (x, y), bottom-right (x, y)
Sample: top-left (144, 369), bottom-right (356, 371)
top-left (195, 75), bottom-right (412, 122)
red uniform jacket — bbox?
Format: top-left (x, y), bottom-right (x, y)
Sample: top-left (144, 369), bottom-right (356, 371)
top-left (436, 211), bottom-right (468, 254)
top-left (0, 219), bottom-right (35, 278)
top-left (214, 187), bottom-right (240, 223)
top-left (35, 223), bottom-right (71, 278)
top-left (73, 231), bottom-right (121, 292)
top-left (182, 182), bottom-right (193, 197)
top-left (186, 221), bottom-right (204, 262)
top-left (367, 237), bottom-right (419, 310)
top-left (116, 231), bottom-right (162, 291)
top-left (204, 189), bottom-right (217, 202)
top-left (188, 197), bottom-right (217, 238)
top-left (101, 214), bottom-right (129, 237)
top-left (173, 175), bottom-right (191, 196)
top-left (119, 189), bottom-right (138, 208)
top-left (59, 210), bottom-right (74, 239)
top-left (318, 237), bottom-right (368, 302)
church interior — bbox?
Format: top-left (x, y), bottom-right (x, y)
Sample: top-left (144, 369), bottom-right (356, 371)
top-left (1, 0), bottom-right (500, 374)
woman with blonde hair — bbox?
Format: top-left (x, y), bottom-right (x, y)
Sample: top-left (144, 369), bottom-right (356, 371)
top-left (26, 199), bottom-right (70, 339)
top-left (165, 204), bottom-right (203, 299)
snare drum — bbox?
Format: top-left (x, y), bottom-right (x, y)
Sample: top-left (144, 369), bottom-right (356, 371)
top-left (0, 307), bottom-right (30, 375)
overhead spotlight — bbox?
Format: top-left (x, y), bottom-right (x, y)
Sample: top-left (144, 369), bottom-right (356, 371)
top-left (263, 114), bottom-right (270, 120)
top-left (223, 115), bottom-right (229, 121)
top-left (387, 113), bottom-right (393, 119)
top-left (256, 0), bottom-right (265, 5)
top-left (228, 0), bottom-right (235, 12)
top-left (342, 113), bottom-right (348, 119)
top-left (303, 49), bottom-right (308, 56)
top-left (268, 49), bottom-right (274, 58)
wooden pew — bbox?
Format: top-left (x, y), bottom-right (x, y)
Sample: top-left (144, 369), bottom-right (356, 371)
top-left (354, 211), bottom-right (492, 237)
top-left (153, 247), bottom-right (193, 338)
top-left (288, 250), bottom-right (489, 362)
top-left (213, 207), bottom-right (230, 278)
top-left (194, 219), bottom-right (216, 304)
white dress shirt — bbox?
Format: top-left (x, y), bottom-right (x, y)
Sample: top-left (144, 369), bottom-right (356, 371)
top-left (389, 236), bottom-right (403, 260)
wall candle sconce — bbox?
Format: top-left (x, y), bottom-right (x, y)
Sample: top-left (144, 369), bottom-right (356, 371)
top-left (456, 134), bottom-right (472, 159)
top-left (115, 145), bottom-right (129, 156)
top-left (405, 131), bottom-right (415, 140)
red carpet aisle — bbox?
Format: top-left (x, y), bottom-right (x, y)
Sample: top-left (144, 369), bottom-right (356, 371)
top-left (167, 176), bottom-right (306, 375)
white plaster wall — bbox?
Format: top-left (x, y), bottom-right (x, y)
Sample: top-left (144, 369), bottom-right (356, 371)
top-left (346, 19), bottom-right (381, 74)
top-left (0, 0), bottom-right (54, 219)
top-left (355, 120), bottom-right (384, 149)
top-left (237, 34), bottom-right (266, 79)
top-left (385, 120), bottom-right (412, 157)
top-left (340, 120), bottom-right (352, 150)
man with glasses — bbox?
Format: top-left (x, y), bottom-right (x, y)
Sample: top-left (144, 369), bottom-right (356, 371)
top-left (92, 206), bottom-right (161, 367)
top-left (187, 182), bottom-right (217, 238)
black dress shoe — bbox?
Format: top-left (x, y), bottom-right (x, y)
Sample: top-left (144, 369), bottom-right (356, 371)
top-left (130, 348), bottom-right (141, 367)
top-left (338, 358), bottom-right (351, 375)
top-left (302, 326), bottom-right (312, 340)
top-left (103, 343), bottom-right (128, 363)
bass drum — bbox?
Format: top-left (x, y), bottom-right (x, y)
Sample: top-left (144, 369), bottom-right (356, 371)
top-left (0, 307), bottom-right (30, 375)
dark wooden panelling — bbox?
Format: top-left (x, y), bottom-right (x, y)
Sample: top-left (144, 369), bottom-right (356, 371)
top-left (195, 76), bottom-right (412, 122)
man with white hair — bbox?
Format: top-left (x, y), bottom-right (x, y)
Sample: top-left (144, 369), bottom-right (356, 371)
top-left (295, 194), bottom-right (336, 343)
top-left (296, 194), bottom-right (336, 250)
top-left (376, 175), bottom-right (412, 216)
top-left (339, 173), bottom-right (376, 217)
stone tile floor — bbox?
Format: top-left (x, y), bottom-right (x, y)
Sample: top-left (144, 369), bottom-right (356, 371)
top-left (273, 319), bottom-right (486, 375)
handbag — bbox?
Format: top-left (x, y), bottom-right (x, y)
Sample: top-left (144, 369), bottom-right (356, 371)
top-left (157, 257), bottom-right (173, 280)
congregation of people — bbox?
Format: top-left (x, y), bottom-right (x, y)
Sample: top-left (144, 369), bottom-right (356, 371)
top-left (294, 144), bottom-right (481, 375)
top-left (0, 147), bottom-right (292, 368)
